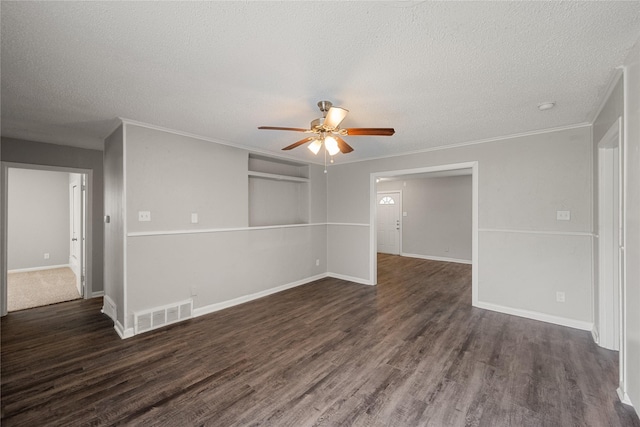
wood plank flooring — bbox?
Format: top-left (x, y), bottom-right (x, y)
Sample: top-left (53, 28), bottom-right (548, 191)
top-left (2, 254), bottom-right (638, 426)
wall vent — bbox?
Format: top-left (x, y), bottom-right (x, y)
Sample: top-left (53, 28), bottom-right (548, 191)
top-left (134, 299), bottom-right (193, 335)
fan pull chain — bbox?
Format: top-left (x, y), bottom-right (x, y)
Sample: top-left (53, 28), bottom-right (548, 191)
top-left (324, 148), bottom-right (327, 173)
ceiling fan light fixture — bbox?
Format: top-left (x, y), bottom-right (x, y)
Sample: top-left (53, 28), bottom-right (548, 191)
top-left (324, 107), bottom-right (349, 129)
top-left (308, 139), bottom-right (322, 154)
top-left (324, 135), bottom-right (340, 156)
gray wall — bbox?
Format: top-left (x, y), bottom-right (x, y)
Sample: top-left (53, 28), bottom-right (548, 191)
top-left (327, 126), bottom-right (593, 326)
top-left (378, 175), bottom-right (472, 262)
top-left (104, 125), bottom-right (125, 326)
top-left (1, 137), bottom-right (104, 293)
top-left (7, 168), bottom-right (70, 270)
top-left (115, 123), bottom-right (327, 332)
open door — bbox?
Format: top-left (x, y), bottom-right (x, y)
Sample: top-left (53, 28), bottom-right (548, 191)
top-left (69, 173), bottom-right (85, 297)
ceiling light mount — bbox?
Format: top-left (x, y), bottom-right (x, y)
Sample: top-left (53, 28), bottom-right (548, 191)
top-left (537, 102), bottom-right (556, 111)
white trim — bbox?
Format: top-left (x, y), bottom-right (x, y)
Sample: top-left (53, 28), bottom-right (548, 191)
top-left (475, 301), bottom-right (594, 331)
top-left (115, 320), bottom-right (134, 339)
top-left (617, 387), bottom-right (635, 408)
top-left (121, 116), bottom-right (591, 167)
top-left (589, 67), bottom-right (624, 124)
top-left (91, 290), bottom-right (105, 298)
top-left (401, 253), bottom-right (471, 265)
top-left (193, 273), bottom-right (328, 318)
top-left (122, 124), bottom-right (129, 331)
top-left (479, 228), bottom-right (594, 237)
top-left (591, 326), bottom-right (600, 345)
top-left (7, 264), bottom-right (71, 274)
top-left (326, 222), bottom-right (370, 227)
top-left (128, 222), bottom-right (329, 237)
top-left (335, 123), bottom-right (591, 165)
top-left (326, 272), bottom-right (373, 286)
top-left (119, 117), bottom-right (320, 165)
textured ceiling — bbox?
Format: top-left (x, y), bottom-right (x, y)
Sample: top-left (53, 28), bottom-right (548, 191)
top-left (2, 1), bottom-right (640, 164)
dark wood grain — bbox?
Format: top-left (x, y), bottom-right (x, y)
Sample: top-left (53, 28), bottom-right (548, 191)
top-left (2, 254), bottom-right (638, 426)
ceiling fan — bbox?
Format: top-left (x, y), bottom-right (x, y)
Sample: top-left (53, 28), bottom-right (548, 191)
top-left (258, 101), bottom-right (395, 156)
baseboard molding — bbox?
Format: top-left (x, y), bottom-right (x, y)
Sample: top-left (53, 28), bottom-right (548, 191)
top-left (591, 326), bottom-right (600, 345)
top-left (101, 295), bottom-right (117, 322)
top-left (115, 320), bottom-right (134, 339)
top-left (92, 291), bottom-right (105, 298)
top-left (326, 272), bottom-right (373, 286)
top-left (193, 273), bottom-right (329, 319)
top-left (8, 264), bottom-right (70, 273)
top-left (401, 253), bottom-right (472, 265)
top-left (617, 387), bottom-right (635, 408)
top-left (475, 301), bottom-right (593, 331)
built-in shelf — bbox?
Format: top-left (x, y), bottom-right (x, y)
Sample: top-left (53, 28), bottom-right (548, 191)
top-left (248, 154), bottom-right (310, 227)
top-left (248, 171), bottom-right (309, 183)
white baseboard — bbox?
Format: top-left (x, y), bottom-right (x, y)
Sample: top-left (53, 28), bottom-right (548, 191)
top-left (401, 253), bottom-right (472, 265)
top-left (101, 295), bottom-right (117, 322)
top-left (591, 326), bottom-right (600, 344)
top-left (617, 387), bottom-right (635, 408)
top-left (326, 272), bottom-right (373, 286)
top-left (475, 301), bottom-right (593, 331)
top-left (92, 291), bottom-right (105, 298)
top-left (193, 273), bottom-right (329, 318)
top-left (115, 320), bottom-right (134, 339)
top-left (8, 264), bottom-right (70, 273)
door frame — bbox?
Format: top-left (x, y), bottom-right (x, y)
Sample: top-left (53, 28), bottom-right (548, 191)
top-left (1, 162), bottom-right (93, 316)
top-left (369, 161), bottom-right (479, 307)
top-left (376, 190), bottom-right (402, 255)
top-left (597, 118), bottom-right (623, 351)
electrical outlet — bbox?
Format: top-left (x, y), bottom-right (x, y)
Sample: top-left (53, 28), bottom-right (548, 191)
top-left (191, 213), bottom-right (198, 224)
top-left (190, 286), bottom-right (198, 296)
top-left (44, 253), bottom-right (50, 260)
top-left (316, 259), bottom-right (320, 266)
top-left (556, 291), bottom-right (565, 303)
top-left (444, 247), bottom-right (449, 253)
top-left (138, 211), bottom-right (151, 222)
top-left (556, 210), bottom-right (571, 221)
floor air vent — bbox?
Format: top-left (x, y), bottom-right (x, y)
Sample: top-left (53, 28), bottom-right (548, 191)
top-left (134, 299), bottom-right (193, 335)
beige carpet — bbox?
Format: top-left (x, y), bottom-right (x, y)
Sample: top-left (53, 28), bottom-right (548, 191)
top-left (8, 267), bottom-right (81, 312)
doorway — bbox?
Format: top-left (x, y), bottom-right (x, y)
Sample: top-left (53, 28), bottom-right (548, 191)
top-left (370, 162), bottom-right (479, 307)
top-left (2, 164), bottom-right (90, 313)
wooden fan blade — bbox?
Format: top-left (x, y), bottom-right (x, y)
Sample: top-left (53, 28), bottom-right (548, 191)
top-left (282, 137), bottom-right (315, 150)
top-left (258, 126), bottom-right (309, 132)
top-left (345, 128), bottom-right (395, 136)
top-left (335, 136), bottom-right (354, 153)
top-left (324, 107), bottom-right (349, 129)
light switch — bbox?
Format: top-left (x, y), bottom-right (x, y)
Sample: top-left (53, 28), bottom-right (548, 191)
top-left (403, 212), bottom-right (408, 217)
top-left (556, 210), bottom-right (571, 221)
top-left (191, 213), bottom-right (198, 224)
top-left (138, 211), bottom-right (151, 222)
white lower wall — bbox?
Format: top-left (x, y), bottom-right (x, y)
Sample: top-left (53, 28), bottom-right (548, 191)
top-left (125, 225), bottom-right (327, 330)
top-left (327, 224), bottom-right (371, 284)
top-left (479, 230), bottom-right (592, 325)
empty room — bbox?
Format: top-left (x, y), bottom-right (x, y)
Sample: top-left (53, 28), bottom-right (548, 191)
top-left (1, 2), bottom-right (640, 426)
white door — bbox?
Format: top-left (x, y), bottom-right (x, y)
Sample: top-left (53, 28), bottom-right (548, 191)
top-left (69, 174), bottom-right (84, 297)
top-left (377, 192), bottom-right (401, 254)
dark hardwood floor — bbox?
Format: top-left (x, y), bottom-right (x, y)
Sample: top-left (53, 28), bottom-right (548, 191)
top-left (2, 254), bottom-right (638, 426)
